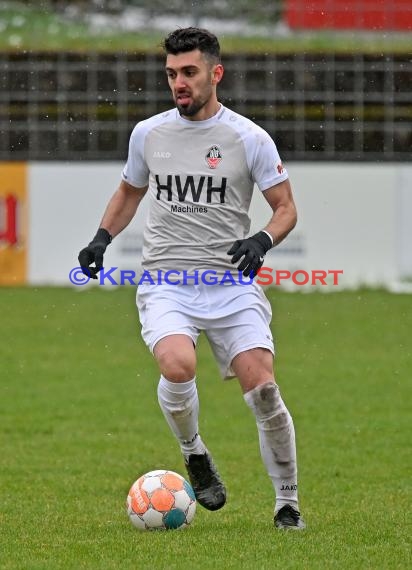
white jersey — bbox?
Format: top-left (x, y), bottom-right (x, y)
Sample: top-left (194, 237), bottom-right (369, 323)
top-left (122, 104), bottom-right (288, 275)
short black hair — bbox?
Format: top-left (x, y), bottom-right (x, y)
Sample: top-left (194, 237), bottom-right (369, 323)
top-left (162, 27), bottom-right (221, 63)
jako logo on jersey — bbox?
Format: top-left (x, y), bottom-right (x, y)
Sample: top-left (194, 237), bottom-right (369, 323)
top-left (206, 145), bottom-right (222, 169)
top-left (155, 174), bottom-right (226, 203)
top-left (153, 151), bottom-right (172, 158)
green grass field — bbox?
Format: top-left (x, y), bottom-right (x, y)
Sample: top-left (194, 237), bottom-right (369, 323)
top-left (1, 4), bottom-right (411, 53)
top-left (1, 287), bottom-right (410, 569)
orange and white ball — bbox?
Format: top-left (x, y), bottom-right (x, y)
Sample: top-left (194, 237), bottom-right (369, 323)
top-left (126, 469), bottom-right (196, 530)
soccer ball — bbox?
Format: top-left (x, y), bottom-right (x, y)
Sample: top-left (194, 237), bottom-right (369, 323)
top-left (126, 469), bottom-right (196, 530)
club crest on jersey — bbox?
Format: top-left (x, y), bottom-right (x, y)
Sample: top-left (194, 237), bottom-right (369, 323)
top-left (206, 145), bottom-right (222, 169)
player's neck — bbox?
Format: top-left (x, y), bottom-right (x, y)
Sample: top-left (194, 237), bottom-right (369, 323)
top-left (182, 100), bottom-right (221, 122)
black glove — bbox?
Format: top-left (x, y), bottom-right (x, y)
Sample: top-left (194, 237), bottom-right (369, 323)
top-left (78, 228), bottom-right (112, 279)
top-left (227, 231), bottom-right (273, 278)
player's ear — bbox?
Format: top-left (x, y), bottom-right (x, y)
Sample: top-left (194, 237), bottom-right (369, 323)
top-left (211, 64), bottom-right (224, 85)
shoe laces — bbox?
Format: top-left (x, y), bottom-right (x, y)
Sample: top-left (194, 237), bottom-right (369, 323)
top-left (278, 504), bottom-right (301, 523)
top-left (187, 454), bottom-right (217, 486)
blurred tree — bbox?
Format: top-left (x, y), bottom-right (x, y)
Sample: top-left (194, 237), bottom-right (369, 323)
top-left (126, 0), bottom-right (282, 24)
top-left (29, 0), bottom-right (282, 24)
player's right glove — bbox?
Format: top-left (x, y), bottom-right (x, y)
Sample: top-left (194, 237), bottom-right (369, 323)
top-left (78, 228), bottom-right (112, 279)
top-left (227, 231), bottom-right (273, 278)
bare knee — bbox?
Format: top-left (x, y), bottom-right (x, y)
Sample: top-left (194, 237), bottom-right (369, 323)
top-left (159, 354), bottom-right (195, 382)
top-left (154, 335), bottom-right (196, 382)
top-left (231, 348), bottom-right (275, 393)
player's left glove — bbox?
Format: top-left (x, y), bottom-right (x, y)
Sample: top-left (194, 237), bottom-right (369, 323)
top-left (227, 231), bottom-right (273, 278)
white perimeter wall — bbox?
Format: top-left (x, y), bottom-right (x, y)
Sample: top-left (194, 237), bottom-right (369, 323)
top-left (28, 162), bottom-right (412, 289)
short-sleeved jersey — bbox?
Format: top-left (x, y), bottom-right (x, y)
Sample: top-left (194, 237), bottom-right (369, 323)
top-left (122, 104), bottom-right (288, 275)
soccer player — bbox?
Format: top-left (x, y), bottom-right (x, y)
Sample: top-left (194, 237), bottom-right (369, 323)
top-left (78, 27), bottom-right (305, 530)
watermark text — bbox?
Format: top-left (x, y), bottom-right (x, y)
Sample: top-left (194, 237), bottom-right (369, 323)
top-left (70, 267), bottom-right (343, 287)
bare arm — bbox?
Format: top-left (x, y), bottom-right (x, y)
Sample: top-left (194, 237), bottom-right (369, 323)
top-left (261, 178), bottom-right (297, 246)
top-left (100, 179), bottom-right (148, 238)
top-left (227, 178), bottom-right (297, 277)
top-left (78, 180), bottom-right (147, 278)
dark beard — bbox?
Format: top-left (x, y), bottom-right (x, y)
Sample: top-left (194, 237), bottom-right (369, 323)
top-left (176, 97), bottom-right (207, 118)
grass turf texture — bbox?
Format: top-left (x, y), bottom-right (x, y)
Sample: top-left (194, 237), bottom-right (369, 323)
top-left (1, 5), bottom-right (411, 53)
top-left (1, 287), bottom-right (410, 569)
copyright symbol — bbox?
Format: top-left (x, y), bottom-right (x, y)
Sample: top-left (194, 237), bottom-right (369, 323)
top-left (69, 267), bottom-right (90, 285)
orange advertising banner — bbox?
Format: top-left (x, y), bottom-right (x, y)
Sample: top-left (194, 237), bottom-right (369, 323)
top-left (0, 163), bottom-right (27, 284)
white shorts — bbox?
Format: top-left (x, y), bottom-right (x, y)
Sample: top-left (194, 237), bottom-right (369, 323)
top-left (136, 282), bottom-right (274, 379)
